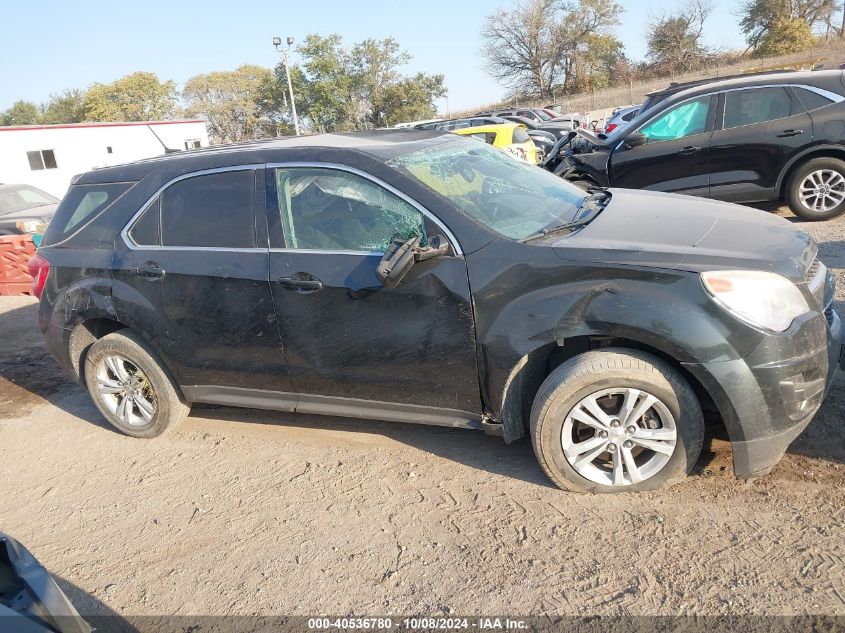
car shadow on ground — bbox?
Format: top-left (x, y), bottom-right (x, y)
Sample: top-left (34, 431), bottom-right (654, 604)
top-left (51, 575), bottom-right (140, 633)
top-left (2, 300), bottom-right (843, 488)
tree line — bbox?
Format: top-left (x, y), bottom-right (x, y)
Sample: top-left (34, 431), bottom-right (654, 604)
top-left (0, 34), bottom-right (445, 143)
top-left (2, 1), bottom-right (842, 136)
top-left (482, 0), bottom-right (844, 101)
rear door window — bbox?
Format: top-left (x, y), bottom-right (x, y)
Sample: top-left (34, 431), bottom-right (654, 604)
top-left (723, 87), bottom-right (797, 129)
top-left (40, 182), bottom-right (132, 246)
top-left (159, 170), bottom-right (256, 248)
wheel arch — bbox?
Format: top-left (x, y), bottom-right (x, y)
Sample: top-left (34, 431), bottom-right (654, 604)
top-left (776, 145), bottom-right (845, 197)
top-left (498, 334), bottom-right (733, 449)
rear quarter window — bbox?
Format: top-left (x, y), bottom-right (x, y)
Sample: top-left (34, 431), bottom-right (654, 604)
top-left (793, 87), bottom-right (836, 112)
top-left (40, 182), bottom-right (133, 246)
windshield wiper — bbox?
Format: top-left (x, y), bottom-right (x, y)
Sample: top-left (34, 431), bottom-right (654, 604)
top-left (520, 190), bottom-right (612, 242)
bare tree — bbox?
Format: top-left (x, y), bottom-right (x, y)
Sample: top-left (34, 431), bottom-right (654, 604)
top-left (480, 0), bottom-right (623, 99)
top-left (646, 0), bottom-right (715, 74)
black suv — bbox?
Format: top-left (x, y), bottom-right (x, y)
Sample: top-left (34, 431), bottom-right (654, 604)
top-left (32, 131), bottom-right (842, 493)
top-left (549, 70), bottom-right (845, 220)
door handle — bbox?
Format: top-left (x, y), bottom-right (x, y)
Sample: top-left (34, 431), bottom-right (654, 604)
top-left (678, 145), bottom-right (701, 155)
top-left (278, 273), bottom-right (323, 294)
top-left (777, 129), bottom-right (804, 137)
top-left (131, 261), bottom-right (165, 280)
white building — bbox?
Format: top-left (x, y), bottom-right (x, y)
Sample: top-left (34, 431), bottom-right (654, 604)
top-left (0, 120), bottom-right (210, 198)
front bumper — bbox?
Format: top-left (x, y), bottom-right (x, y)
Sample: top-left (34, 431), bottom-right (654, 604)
top-left (686, 306), bottom-right (842, 478)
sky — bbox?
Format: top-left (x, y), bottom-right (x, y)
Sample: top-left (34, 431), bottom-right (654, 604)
top-left (0, 0), bottom-right (749, 115)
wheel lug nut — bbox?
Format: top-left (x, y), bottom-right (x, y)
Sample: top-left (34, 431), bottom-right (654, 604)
top-left (623, 440), bottom-right (633, 449)
top-left (607, 443), bottom-right (617, 452)
top-left (610, 420), bottom-right (620, 428)
top-left (599, 430), bottom-right (608, 438)
top-left (626, 425), bottom-right (637, 434)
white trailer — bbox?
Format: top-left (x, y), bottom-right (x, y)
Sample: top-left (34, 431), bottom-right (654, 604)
top-left (0, 120), bottom-right (210, 198)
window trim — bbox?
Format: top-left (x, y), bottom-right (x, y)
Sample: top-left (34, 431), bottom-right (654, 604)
top-left (265, 162), bottom-right (464, 257)
top-left (123, 162), bottom-right (464, 256)
top-left (122, 164), bottom-right (264, 252)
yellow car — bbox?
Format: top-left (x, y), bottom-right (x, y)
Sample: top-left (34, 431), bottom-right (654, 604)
top-left (452, 123), bottom-right (539, 165)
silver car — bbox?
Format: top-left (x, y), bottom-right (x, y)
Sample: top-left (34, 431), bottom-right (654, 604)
top-left (603, 104), bottom-right (640, 135)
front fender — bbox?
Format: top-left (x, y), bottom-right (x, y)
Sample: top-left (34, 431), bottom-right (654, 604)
top-left (469, 251), bottom-right (763, 441)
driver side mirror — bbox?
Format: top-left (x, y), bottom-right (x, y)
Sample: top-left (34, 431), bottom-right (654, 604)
top-left (377, 235), bottom-right (449, 289)
top-left (623, 132), bottom-right (647, 149)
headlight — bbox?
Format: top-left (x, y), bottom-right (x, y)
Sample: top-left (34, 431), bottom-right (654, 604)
top-left (15, 220), bottom-right (39, 234)
top-left (701, 270), bottom-right (809, 332)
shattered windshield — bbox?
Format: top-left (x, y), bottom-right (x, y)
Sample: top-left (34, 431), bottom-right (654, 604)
top-left (387, 139), bottom-right (586, 240)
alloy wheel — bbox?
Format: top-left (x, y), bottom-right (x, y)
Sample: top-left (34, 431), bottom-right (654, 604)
top-left (561, 387), bottom-right (677, 487)
top-left (94, 355), bottom-right (157, 426)
top-left (799, 169), bottom-right (845, 213)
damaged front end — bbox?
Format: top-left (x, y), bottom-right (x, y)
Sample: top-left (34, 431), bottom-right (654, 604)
top-left (0, 533), bottom-right (90, 633)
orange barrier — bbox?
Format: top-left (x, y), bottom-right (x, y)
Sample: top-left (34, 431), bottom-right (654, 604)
top-left (0, 235), bottom-right (36, 296)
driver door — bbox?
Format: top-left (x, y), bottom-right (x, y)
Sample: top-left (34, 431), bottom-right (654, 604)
top-left (266, 165), bottom-right (482, 421)
top-left (611, 94), bottom-right (716, 196)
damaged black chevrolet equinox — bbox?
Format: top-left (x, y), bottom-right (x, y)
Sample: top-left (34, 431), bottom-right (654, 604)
top-left (32, 130), bottom-right (843, 492)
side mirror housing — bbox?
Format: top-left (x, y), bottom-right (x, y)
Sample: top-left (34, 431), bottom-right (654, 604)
top-left (376, 235), bottom-right (449, 289)
top-left (623, 132), bottom-right (647, 149)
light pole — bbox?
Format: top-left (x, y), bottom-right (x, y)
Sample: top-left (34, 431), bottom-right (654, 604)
top-left (273, 36), bottom-right (300, 136)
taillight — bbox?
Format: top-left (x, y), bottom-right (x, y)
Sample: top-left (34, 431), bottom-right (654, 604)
top-left (605, 123), bottom-right (617, 133)
top-left (28, 253), bottom-right (49, 299)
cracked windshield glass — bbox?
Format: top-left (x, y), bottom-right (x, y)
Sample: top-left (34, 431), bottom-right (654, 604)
top-left (388, 139), bottom-right (586, 240)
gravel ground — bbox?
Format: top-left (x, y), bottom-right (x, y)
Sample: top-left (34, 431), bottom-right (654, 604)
top-left (0, 207), bottom-right (843, 622)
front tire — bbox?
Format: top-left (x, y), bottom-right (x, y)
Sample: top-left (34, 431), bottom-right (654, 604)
top-left (84, 330), bottom-right (189, 438)
top-left (786, 157), bottom-right (845, 221)
top-left (530, 349), bottom-right (704, 493)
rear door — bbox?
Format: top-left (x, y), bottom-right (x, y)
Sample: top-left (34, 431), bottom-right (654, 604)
top-left (610, 94), bottom-right (716, 196)
top-left (111, 166), bottom-right (295, 403)
top-left (708, 86), bottom-right (813, 203)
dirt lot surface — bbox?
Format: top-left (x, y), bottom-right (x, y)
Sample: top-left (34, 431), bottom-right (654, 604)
top-left (1, 208), bottom-right (844, 621)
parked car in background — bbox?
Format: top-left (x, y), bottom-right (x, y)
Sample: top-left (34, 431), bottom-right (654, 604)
top-left (453, 122), bottom-right (539, 164)
top-left (604, 104), bottom-right (640, 135)
top-left (393, 118), bottom-right (444, 129)
top-left (415, 116), bottom-right (552, 162)
top-left (0, 184), bottom-right (58, 235)
top-left (491, 115), bottom-right (557, 159)
top-left (546, 70), bottom-right (845, 220)
top-left (32, 130), bottom-right (842, 493)
top-left (477, 109), bottom-right (580, 137)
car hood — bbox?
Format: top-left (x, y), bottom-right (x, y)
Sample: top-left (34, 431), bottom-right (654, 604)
top-left (551, 189), bottom-right (815, 280)
top-left (0, 203), bottom-right (57, 222)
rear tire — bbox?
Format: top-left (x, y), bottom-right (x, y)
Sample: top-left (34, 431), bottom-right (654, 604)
top-left (530, 349), bottom-right (704, 493)
top-left (786, 157), bottom-right (845, 221)
top-left (84, 329), bottom-right (189, 438)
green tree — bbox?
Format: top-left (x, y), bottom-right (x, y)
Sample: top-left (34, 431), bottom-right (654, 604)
top-left (294, 34), bottom-right (358, 132)
top-left (1, 100), bottom-right (41, 126)
top-left (283, 33), bottom-right (446, 132)
top-left (84, 71), bottom-right (177, 121)
top-left (740, 0), bottom-right (834, 53)
top-left (647, 0), bottom-right (715, 73)
top-left (183, 64), bottom-right (276, 143)
top-left (756, 16), bottom-right (818, 54)
top-left (480, 0), bottom-right (623, 98)
top-left (41, 89), bottom-right (87, 124)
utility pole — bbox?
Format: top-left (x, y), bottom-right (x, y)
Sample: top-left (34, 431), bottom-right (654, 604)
top-left (273, 36), bottom-right (300, 136)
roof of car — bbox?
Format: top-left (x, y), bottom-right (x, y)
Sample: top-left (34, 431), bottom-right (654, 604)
top-left (648, 69), bottom-right (843, 99)
top-left (75, 129), bottom-right (456, 184)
